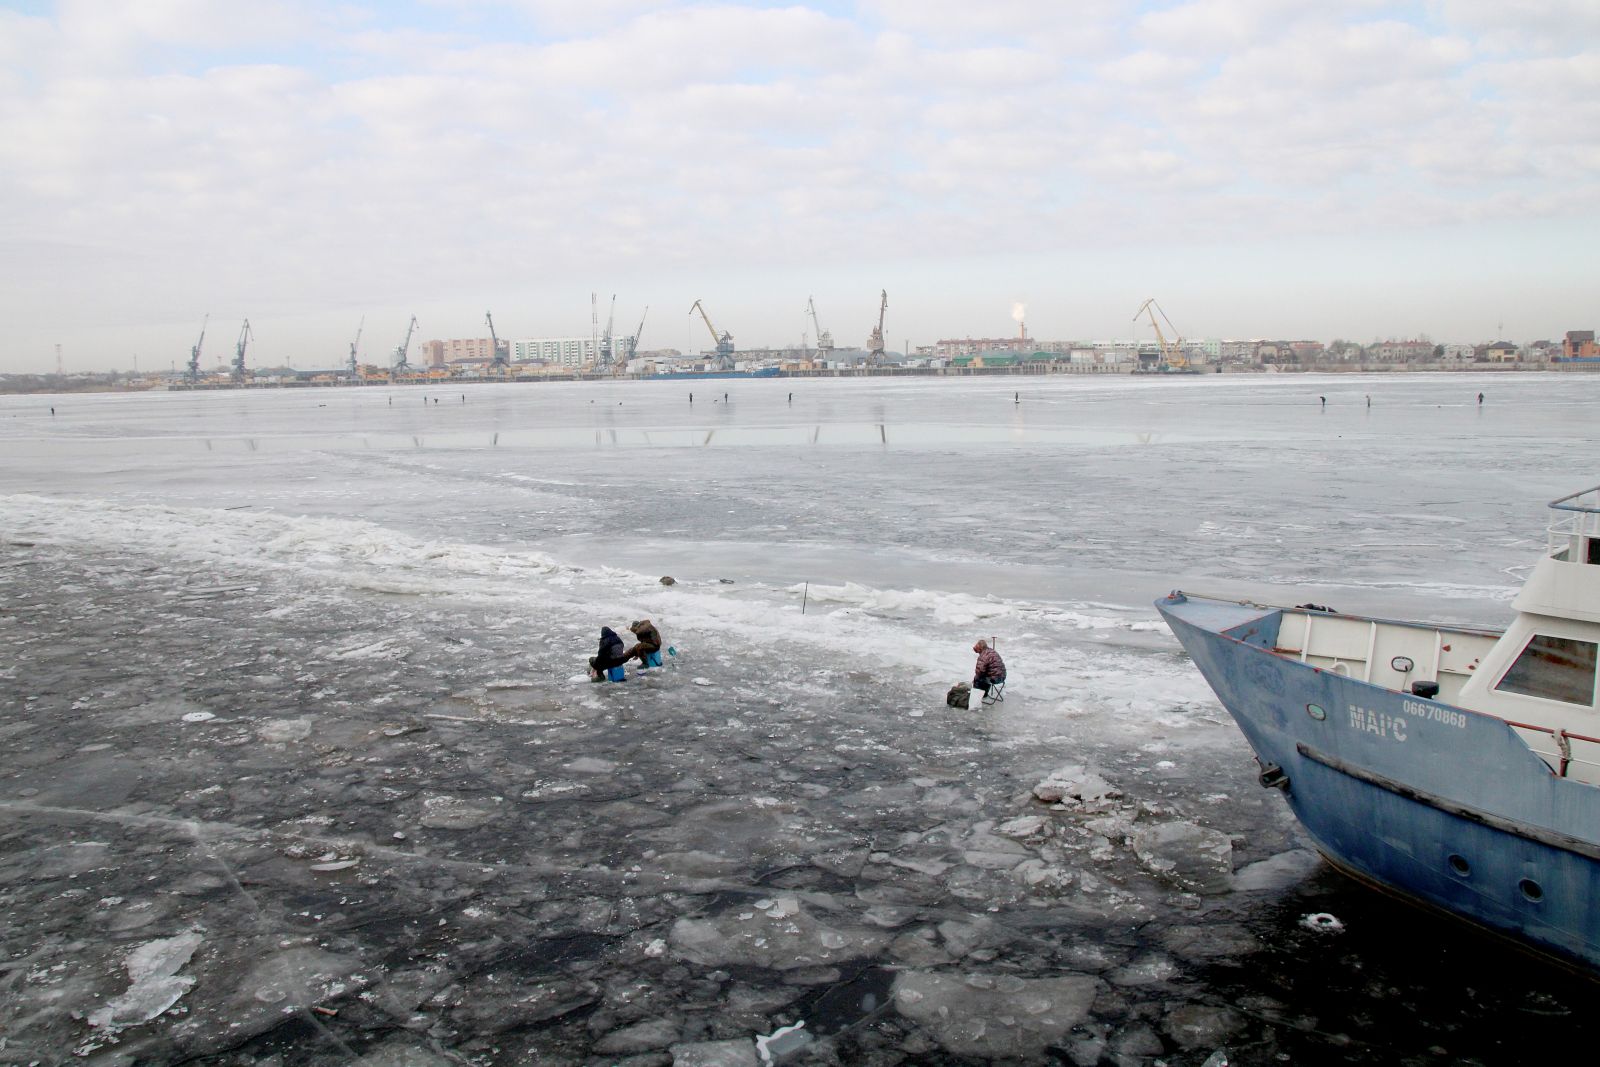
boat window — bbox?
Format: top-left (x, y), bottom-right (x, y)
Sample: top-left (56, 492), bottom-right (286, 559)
top-left (1588, 537), bottom-right (1600, 565)
top-left (1494, 635), bottom-right (1599, 706)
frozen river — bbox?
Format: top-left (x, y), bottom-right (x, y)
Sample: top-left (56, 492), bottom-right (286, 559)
top-left (2, 373), bottom-right (1597, 1065)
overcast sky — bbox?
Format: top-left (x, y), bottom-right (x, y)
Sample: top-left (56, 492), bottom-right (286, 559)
top-left (2, 0), bottom-right (1597, 372)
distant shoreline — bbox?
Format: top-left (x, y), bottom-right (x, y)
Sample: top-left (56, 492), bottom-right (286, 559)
top-left (3, 361), bottom-right (1597, 395)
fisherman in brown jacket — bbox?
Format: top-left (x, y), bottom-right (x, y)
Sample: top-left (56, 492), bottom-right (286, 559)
top-left (972, 639), bottom-right (1006, 703)
top-left (625, 619), bottom-right (663, 666)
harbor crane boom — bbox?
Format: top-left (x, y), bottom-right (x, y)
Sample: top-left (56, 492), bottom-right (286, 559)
top-left (867, 289), bottom-right (887, 363)
top-left (807, 296), bottom-right (834, 356)
top-left (1132, 298), bottom-right (1186, 369)
top-left (231, 319), bottom-right (253, 382)
top-left (394, 314), bottom-right (418, 371)
top-left (485, 310), bottom-right (507, 369)
top-left (621, 305), bottom-right (648, 368)
top-left (187, 313), bottom-right (208, 381)
top-left (347, 315), bottom-right (364, 375)
top-left (600, 294), bottom-right (617, 368)
top-left (690, 300), bottom-right (735, 370)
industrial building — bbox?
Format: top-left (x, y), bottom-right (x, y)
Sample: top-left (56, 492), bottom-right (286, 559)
top-left (511, 337), bottom-right (600, 368)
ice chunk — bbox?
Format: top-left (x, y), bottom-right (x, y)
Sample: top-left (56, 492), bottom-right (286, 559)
top-left (656, 850), bottom-right (743, 878)
top-left (594, 1017), bottom-right (680, 1054)
top-left (1129, 820), bottom-right (1233, 894)
top-left (1231, 848), bottom-right (1321, 892)
top-left (87, 931), bottom-right (203, 1030)
top-left (892, 971), bottom-right (1099, 1058)
top-left (1163, 1002), bottom-right (1244, 1049)
top-left (1160, 924), bottom-right (1262, 962)
top-left (670, 906), bottom-right (890, 970)
top-left (1032, 765), bottom-right (1121, 811)
top-left (995, 815), bottom-right (1051, 840)
top-left (258, 717), bottom-right (312, 743)
top-left (755, 1021), bottom-right (810, 1064)
top-left (672, 1038), bottom-right (760, 1067)
top-left (353, 1042), bottom-right (457, 1067)
top-left (419, 795), bottom-right (495, 829)
top-left (1107, 953), bottom-right (1179, 987)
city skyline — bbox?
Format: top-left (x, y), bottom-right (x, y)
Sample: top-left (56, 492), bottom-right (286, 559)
top-left (2, 0), bottom-right (1597, 373)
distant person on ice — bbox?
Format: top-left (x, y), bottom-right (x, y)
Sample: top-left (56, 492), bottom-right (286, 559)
top-left (972, 639), bottom-right (1006, 702)
top-left (625, 619), bottom-right (663, 665)
top-left (589, 626), bottom-right (628, 680)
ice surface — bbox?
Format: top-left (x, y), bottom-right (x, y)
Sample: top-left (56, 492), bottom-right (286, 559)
top-left (3, 375), bottom-right (1595, 1063)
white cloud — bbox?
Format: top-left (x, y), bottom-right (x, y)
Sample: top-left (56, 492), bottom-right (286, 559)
top-left (1, 0), bottom-right (1597, 370)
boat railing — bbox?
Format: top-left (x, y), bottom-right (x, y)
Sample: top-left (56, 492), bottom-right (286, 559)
top-left (1545, 484), bottom-right (1600, 560)
top-left (1505, 718), bottom-right (1600, 781)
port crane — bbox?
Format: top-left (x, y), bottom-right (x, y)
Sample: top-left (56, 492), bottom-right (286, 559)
top-left (599, 294), bottom-right (617, 368)
top-left (187, 314), bottom-right (208, 381)
top-left (867, 289), bottom-right (887, 363)
top-left (393, 314), bottom-right (418, 371)
top-left (347, 315), bottom-right (364, 375)
top-left (231, 319), bottom-right (253, 381)
top-left (1132, 298), bottom-right (1186, 369)
top-left (807, 296), bottom-right (834, 358)
top-left (690, 300), bottom-right (735, 370)
top-left (485, 311), bottom-right (508, 371)
top-left (620, 305), bottom-right (648, 370)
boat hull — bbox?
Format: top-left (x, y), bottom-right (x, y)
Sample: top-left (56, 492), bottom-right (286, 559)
top-left (1156, 593), bottom-right (1600, 972)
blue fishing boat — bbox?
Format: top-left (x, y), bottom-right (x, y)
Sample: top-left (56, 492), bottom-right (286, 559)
top-left (1157, 485), bottom-right (1600, 971)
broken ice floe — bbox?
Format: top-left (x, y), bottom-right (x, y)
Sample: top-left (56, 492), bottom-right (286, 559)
top-left (1129, 820), bottom-right (1234, 895)
top-left (755, 1020), bottom-right (810, 1064)
top-left (670, 901), bottom-right (891, 970)
top-left (419, 795), bottom-right (497, 830)
top-left (1031, 764), bottom-right (1122, 811)
top-left (87, 931), bottom-right (203, 1031)
top-left (257, 716), bottom-right (312, 743)
top-left (1231, 848), bottom-right (1321, 892)
top-left (892, 971), bottom-right (1099, 1058)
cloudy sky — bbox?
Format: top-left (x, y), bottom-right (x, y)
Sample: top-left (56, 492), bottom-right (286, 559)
top-left (2, 0), bottom-right (1597, 372)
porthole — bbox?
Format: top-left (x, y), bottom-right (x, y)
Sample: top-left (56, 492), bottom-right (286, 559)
top-left (1306, 703), bottom-right (1326, 721)
top-left (1520, 878), bottom-right (1544, 903)
top-left (1447, 854), bottom-right (1470, 877)
top-left (1391, 656), bottom-right (1415, 673)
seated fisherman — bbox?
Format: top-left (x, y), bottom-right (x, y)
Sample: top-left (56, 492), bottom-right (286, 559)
top-left (625, 619), bottom-right (663, 665)
top-left (972, 639), bottom-right (1006, 700)
top-left (590, 626), bottom-right (629, 679)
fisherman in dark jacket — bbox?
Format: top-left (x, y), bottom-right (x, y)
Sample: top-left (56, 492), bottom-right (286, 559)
top-left (590, 626), bottom-right (628, 678)
top-left (625, 619), bottom-right (662, 665)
